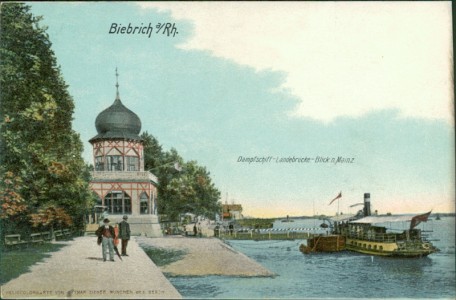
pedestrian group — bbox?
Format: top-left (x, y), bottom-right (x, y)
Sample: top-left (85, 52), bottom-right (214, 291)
top-left (96, 215), bottom-right (130, 262)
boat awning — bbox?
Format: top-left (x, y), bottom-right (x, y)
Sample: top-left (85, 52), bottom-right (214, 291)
top-left (350, 215), bottom-right (415, 224)
top-left (331, 214), bottom-right (357, 222)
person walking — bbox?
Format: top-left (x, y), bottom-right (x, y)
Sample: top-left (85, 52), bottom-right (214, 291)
top-left (95, 218), bottom-right (115, 262)
top-left (197, 222), bottom-right (202, 237)
top-left (118, 215), bottom-right (131, 256)
top-left (229, 223), bottom-right (234, 235)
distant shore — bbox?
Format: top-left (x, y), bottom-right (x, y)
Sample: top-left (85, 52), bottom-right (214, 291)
top-left (137, 236), bottom-right (275, 277)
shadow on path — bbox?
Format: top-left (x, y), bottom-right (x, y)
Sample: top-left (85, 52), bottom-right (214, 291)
top-left (85, 257), bottom-right (104, 261)
top-left (0, 243), bottom-right (68, 285)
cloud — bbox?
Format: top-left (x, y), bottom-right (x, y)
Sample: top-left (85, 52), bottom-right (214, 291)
top-left (138, 2), bottom-right (453, 123)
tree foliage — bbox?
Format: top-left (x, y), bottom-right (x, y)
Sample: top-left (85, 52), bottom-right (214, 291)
top-left (29, 205), bottom-right (73, 228)
top-left (141, 132), bottom-right (221, 221)
top-left (0, 172), bottom-right (28, 219)
top-left (0, 3), bottom-right (93, 235)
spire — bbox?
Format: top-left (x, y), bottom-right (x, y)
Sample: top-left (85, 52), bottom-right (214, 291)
top-left (115, 67), bottom-right (120, 100)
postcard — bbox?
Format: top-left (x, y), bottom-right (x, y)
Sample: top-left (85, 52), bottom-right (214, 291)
top-left (1, 2), bottom-right (454, 299)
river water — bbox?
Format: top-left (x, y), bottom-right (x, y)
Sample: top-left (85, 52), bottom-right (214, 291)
top-left (168, 217), bottom-right (455, 299)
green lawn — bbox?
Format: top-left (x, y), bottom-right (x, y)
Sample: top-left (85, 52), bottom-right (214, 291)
top-left (142, 246), bottom-right (187, 267)
top-left (0, 243), bottom-right (67, 285)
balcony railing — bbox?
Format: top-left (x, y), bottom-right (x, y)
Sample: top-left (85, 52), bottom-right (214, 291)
top-left (91, 171), bottom-right (158, 183)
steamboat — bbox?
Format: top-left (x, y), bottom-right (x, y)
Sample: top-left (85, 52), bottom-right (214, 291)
top-left (300, 193), bottom-right (439, 257)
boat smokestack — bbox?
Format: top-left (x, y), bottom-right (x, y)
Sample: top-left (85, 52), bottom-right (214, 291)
top-left (363, 193), bottom-right (371, 216)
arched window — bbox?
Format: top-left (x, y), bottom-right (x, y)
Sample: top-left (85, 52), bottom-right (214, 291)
top-left (153, 191), bottom-right (157, 215)
top-left (140, 192), bottom-right (149, 214)
top-left (93, 192), bottom-right (102, 206)
top-left (104, 191), bottom-right (131, 214)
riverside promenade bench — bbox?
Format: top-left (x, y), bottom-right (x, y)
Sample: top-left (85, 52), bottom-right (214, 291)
top-left (54, 230), bottom-right (64, 240)
top-left (54, 229), bottom-right (72, 240)
top-left (62, 229), bottom-right (72, 239)
top-left (4, 234), bottom-right (28, 248)
top-left (30, 233), bottom-right (44, 244)
top-left (41, 231), bottom-right (51, 241)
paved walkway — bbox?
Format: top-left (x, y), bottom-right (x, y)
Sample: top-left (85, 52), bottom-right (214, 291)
top-left (137, 236), bottom-right (275, 277)
top-left (0, 236), bottom-right (181, 299)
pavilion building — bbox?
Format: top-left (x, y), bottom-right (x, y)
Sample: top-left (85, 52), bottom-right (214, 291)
top-left (88, 71), bottom-right (162, 237)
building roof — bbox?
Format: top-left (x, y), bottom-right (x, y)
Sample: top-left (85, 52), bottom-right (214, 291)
top-left (222, 204), bottom-right (243, 211)
top-left (350, 214), bottom-right (417, 224)
top-left (330, 214), bottom-right (357, 222)
top-left (89, 97), bottom-right (142, 143)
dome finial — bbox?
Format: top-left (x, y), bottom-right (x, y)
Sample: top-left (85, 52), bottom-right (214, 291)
top-left (115, 67), bottom-right (120, 100)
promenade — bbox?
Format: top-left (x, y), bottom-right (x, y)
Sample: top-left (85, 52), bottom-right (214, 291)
top-left (137, 236), bottom-right (275, 277)
top-left (1, 235), bottom-right (276, 299)
top-left (0, 236), bottom-right (181, 299)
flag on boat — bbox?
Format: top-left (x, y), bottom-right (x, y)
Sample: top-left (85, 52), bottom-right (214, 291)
top-left (410, 211), bottom-right (432, 229)
top-left (329, 192), bottom-right (342, 205)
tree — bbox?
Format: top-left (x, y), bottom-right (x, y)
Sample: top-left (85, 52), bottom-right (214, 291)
top-left (169, 161), bottom-right (221, 219)
top-left (141, 131), bottom-right (164, 171)
top-left (0, 3), bottom-right (93, 234)
top-left (0, 172), bottom-right (28, 220)
top-left (141, 132), bottom-right (221, 221)
top-left (0, 171), bottom-right (29, 236)
top-left (29, 205), bottom-right (73, 239)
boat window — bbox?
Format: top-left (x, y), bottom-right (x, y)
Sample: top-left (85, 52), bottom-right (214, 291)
top-left (379, 246), bottom-right (383, 251)
top-left (374, 245), bottom-right (377, 250)
top-left (368, 245), bottom-right (372, 250)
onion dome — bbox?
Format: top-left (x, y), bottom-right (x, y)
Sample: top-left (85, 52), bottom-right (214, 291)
top-left (89, 69), bottom-right (142, 143)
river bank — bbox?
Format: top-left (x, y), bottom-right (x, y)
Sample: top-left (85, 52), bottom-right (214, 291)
top-left (136, 236), bottom-right (275, 277)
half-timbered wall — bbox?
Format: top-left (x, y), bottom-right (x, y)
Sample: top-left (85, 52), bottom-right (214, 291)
top-left (89, 181), bottom-right (157, 215)
top-left (92, 139), bottom-right (144, 172)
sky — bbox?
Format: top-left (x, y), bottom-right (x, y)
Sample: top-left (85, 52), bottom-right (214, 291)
top-left (28, 2), bottom-right (454, 218)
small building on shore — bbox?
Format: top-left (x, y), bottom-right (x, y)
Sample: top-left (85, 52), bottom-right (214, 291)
top-left (222, 203), bottom-right (243, 220)
top-left (87, 71), bottom-right (162, 237)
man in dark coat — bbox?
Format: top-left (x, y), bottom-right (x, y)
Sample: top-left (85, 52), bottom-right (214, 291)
top-left (118, 215), bottom-right (131, 256)
top-left (95, 218), bottom-right (116, 262)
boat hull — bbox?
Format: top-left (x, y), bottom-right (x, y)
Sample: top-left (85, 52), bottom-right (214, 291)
top-left (300, 235), bottom-right (345, 254)
top-left (345, 237), bottom-right (437, 257)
